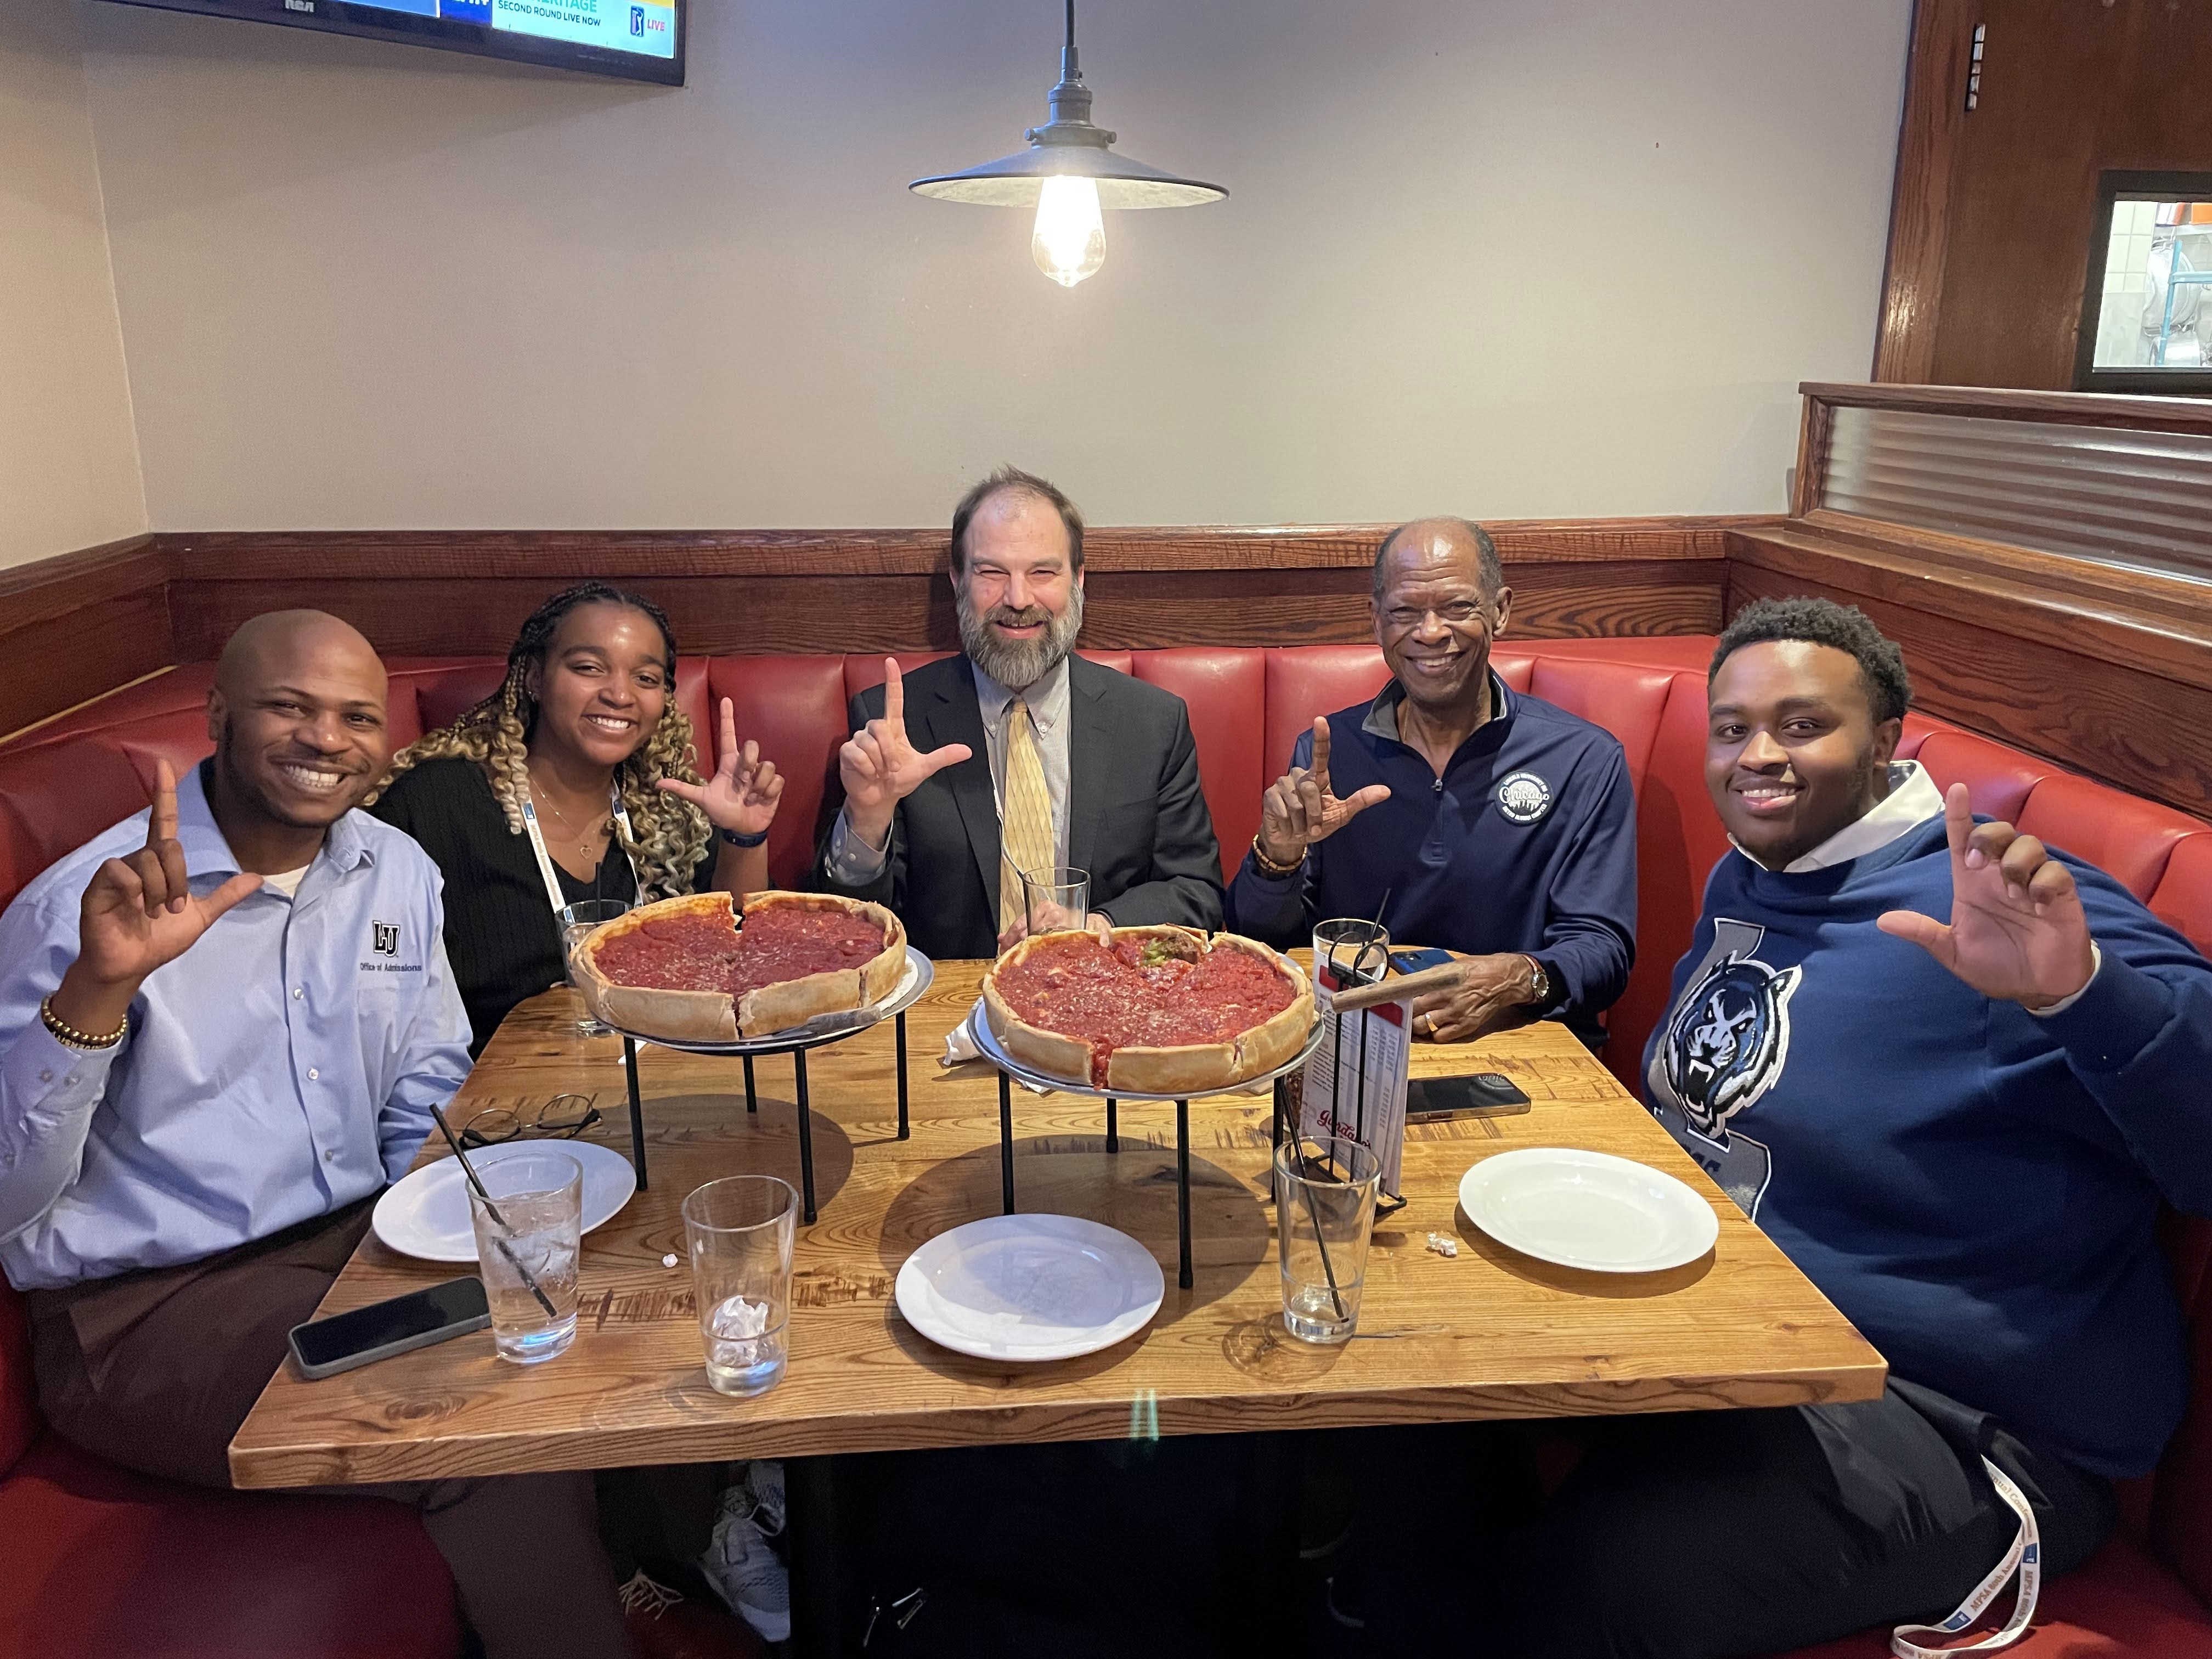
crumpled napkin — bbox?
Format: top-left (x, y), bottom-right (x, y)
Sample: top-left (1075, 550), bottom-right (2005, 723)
top-left (944, 1000), bottom-right (1052, 1092)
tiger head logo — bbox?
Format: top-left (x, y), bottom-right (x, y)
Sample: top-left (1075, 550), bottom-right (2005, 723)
top-left (1662, 952), bottom-right (1801, 1137)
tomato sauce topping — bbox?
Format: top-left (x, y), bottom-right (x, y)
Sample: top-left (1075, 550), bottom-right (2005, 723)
top-left (595, 901), bottom-right (886, 1001)
top-left (992, 932), bottom-right (1296, 1084)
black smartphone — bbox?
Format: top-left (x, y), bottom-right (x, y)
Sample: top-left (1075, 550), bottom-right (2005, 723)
top-left (1406, 1072), bottom-right (1532, 1120)
top-left (289, 1277), bottom-right (492, 1380)
top-left (1390, 947), bottom-right (1456, 974)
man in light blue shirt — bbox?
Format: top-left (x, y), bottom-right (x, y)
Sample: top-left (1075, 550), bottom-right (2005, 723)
top-left (2, 612), bottom-right (639, 1659)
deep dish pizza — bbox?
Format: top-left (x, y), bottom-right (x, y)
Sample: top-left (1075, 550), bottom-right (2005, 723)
top-left (575, 890), bottom-right (907, 1043)
top-left (983, 926), bottom-right (1313, 1093)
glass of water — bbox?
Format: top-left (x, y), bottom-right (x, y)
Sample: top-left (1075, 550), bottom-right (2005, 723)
top-left (466, 1149), bottom-right (584, 1365)
top-left (559, 899), bottom-right (630, 1036)
top-left (1273, 1136), bottom-right (1381, 1345)
top-left (1022, 866), bottom-right (1091, 938)
top-left (1313, 918), bottom-right (1390, 995)
top-left (682, 1175), bottom-right (797, 1397)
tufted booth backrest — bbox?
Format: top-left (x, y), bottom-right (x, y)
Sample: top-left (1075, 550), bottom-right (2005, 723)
top-left (3, 638), bottom-right (2211, 1566)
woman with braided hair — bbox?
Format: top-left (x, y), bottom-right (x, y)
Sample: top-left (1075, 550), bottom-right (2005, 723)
top-left (370, 582), bottom-right (785, 1052)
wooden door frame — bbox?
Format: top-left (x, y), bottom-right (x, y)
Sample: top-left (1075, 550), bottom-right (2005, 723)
top-left (1873, 0), bottom-right (1978, 382)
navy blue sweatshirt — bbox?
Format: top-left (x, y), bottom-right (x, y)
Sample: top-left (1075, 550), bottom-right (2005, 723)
top-left (1228, 675), bottom-right (1637, 1041)
top-left (1644, 817), bottom-right (2212, 1477)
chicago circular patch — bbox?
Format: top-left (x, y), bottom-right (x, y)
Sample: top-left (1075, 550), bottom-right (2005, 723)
top-left (1495, 771), bottom-right (1553, 824)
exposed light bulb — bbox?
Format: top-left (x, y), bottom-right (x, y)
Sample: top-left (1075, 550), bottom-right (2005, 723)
top-left (1032, 174), bottom-right (1105, 287)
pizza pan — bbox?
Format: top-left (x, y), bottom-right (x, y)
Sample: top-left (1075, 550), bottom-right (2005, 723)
top-left (964, 1002), bottom-right (1325, 1103)
top-left (614, 946), bottom-right (935, 1056)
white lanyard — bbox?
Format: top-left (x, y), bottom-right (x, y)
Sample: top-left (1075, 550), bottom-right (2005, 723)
top-left (1891, 1457), bottom-right (2041, 1658)
top-left (521, 787), bottom-right (640, 917)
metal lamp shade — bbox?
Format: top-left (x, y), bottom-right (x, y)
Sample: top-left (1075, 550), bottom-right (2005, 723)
top-left (910, 144), bottom-right (1226, 210)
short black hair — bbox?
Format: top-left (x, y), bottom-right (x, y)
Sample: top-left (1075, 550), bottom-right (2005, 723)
top-left (1711, 597), bottom-right (1911, 725)
top-left (949, 466), bottom-right (1085, 575)
top-left (1373, 518), bottom-right (1503, 599)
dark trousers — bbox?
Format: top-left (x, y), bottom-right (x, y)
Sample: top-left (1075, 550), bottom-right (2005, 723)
top-left (1363, 1381), bottom-right (2114, 1659)
top-left (25, 1198), bottom-right (637, 1659)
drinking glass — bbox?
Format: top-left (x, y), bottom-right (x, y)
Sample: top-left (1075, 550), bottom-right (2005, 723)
top-left (1274, 1136), bottom-right (1381, 1345)
top-left (1313, 918), bottom-right (1390, 993)
top-left (683, 1175), bottom-right (798, 1397)
top-left (1022, 866), bottom-right (1091, 938)
top-left (559, 899), bottom-right (630, 1036)
top-left (467, 1150), bottom-right (584, 1364)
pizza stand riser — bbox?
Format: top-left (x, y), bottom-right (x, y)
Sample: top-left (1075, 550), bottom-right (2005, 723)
top-left (967, 1009), bottom-right (1327, 1291)
top-left (607, 950), bottom-right (935, 1224)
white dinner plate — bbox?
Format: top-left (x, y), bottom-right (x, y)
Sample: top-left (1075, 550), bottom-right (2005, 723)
top-left (373, 1140), bottom-right (637, 1263)
top-left (895, 1214), bottom-right (1166, 1362)
top-left (1457, 1148), bottom-right (1718, 1273)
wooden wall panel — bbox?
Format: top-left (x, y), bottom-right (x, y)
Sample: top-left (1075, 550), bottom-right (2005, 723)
top-left (0, 535), bottom-right (169, 741)
top-left (161, 523), bottom-right (1745, 661)
top-left (0, 518), bottom-right (1751, 738)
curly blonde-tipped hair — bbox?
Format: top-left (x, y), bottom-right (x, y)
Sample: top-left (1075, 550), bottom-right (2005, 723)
top-left (371, 582), bottom-right (712, 899)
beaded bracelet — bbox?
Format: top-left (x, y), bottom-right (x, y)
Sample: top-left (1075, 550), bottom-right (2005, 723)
top-left (41, 995), bottom-right (127, 1051)
top-left (1249, 833), bottom-right (1305, 879)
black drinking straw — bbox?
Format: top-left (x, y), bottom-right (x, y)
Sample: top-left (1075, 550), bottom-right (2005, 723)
top-left (431, 1103), bottom-right (559, 1320)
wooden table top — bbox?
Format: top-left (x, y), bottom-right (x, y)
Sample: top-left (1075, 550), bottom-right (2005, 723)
top-left (229, 959), bottom-right (1883, 1488)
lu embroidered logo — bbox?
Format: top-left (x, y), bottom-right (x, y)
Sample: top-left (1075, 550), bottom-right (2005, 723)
top-left (1495, 771), bottom-right (1553, 824)
top-left (371, 922), bottom-right (400, 958)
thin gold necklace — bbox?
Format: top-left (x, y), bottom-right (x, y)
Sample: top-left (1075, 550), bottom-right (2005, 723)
top-left (527, 769), bottom-right (611, 857)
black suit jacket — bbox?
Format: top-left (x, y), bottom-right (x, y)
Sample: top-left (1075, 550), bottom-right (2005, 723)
top-left (812, 654), bottom-right (1224, 961)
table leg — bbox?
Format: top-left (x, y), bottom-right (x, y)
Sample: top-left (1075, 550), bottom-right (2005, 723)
top-left (743, 1053), bottom-right (757, 1115)
top-left (622, 1037), bottom-right (648, 1191)
top-left (794, 1049), bottom-right (817, 1225)
top-left (1176, 1098), bottom-right (1193, 1291)
top-left (787, 1453), bottom-right (851, 1659)
top-left (999, 1071), bottom-right (1015, 1215)
top-left (1105, 1097), bottom-right (1119, 1153)
top-left (895, 1012), bottom-right (910, 1141)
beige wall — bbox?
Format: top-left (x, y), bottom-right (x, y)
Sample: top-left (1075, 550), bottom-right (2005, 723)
top-left (75, 0), bottom-right (1910, 533)
top-left (0, 3), bottom-right (145, 569)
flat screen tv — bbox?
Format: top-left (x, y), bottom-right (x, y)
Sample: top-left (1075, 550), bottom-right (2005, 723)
top-left (100, 0), bottom-right (685, 86)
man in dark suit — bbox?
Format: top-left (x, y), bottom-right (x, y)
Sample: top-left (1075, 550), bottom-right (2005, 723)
top-left (814, 467), bottom-right (1222, 960)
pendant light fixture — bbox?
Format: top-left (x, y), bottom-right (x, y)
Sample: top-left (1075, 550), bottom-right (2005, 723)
top-left (910, 1), bottom-right (1226, 287)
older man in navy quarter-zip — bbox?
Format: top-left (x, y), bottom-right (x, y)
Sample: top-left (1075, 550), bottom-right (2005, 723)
top-left (1227, 518), bottom-right (1636, 1046)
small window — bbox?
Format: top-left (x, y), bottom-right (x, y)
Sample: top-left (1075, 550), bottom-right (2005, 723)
top-left (2076, 171), bottom-right (2212, 393)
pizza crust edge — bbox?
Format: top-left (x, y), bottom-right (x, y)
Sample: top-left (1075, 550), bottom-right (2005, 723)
top-left (982, 926), bottom-right (1314, 1094)
top-left (575, 890), bottom-right (742, 1042)
top-left (578, 889), bottom-right (908, 1044)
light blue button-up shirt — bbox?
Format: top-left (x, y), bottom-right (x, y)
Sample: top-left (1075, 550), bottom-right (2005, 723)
top-left (0, 763), bottom-right (472, 1290)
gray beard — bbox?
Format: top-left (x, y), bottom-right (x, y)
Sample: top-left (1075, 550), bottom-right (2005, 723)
top-left (957, 584), bottom-right (1084, 690)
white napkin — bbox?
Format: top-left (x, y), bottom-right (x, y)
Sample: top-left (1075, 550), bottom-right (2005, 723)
top-left (944, 1000), bottom-right (1053, 1092)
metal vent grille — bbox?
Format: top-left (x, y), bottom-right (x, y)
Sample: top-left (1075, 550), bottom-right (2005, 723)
top-left (1822, 406), bottom-right (2212, 582)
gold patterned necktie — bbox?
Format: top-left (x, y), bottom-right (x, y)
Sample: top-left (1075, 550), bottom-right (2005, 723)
top-left (998, 697), bottom-right (1057, 932)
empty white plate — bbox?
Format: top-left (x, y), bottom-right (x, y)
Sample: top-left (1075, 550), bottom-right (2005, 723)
top-left (373, 1140), bottom-right (637, 1263)
top-left (1457, 1148), bottom-right (1717, 1273)
top-left (896, 1214), bottom-right (1166, 1362)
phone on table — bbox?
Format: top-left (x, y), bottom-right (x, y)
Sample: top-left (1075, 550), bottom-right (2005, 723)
top-left (1406, 1072), bottom-right (1532, 1121)
top-left (289, 1277), bottom-right (492, 1380)
top-left (1389, 947), bottom-right (1457, 975)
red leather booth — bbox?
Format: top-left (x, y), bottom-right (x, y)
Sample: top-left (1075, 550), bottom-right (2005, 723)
top-left (3, 638), bottom-right (2209, 1657)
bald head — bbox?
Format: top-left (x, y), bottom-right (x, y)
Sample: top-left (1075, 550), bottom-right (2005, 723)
top-left (215, 610), bottom-right (384, 699)
top-left (206, 610), bottom-right (391, 842)
top-left (1373, 517), bottom-right (1503, 600)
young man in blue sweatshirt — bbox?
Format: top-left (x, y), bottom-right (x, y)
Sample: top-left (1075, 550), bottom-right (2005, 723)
top-left (1506, 598), bottom-right (2212, 1657)
top-left (1226, 518), bottom-right (1636, 1046)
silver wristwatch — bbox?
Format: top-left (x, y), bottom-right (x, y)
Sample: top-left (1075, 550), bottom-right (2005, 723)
top-left (1522, 955), bottom-right (1551, 1007)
